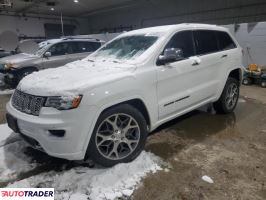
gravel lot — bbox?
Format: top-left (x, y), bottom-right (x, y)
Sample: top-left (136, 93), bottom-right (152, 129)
top-left (0, 86), bottom-right (265, 200)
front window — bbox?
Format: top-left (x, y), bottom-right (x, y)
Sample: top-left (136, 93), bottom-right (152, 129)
top-left (48, 42), bottom-right (72, 56)
top-left (35, 44), bottom-right (50, 56)
top-left (91, 35), bottom-right (158, 61)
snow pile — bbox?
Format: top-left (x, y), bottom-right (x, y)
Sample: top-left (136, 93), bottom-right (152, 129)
top-left (0, 140), bottom-right (37, 182)
top-left (0, 124), bottom-right (36, 183)
top-left (0, 124), bottom-right (163, 199)
top-left (0, 89), bottom-right (14, 95)
top-left (201, 175), bottom-right (214, 184)
top-left (238, 98), bottom-right (246, 103)
top-left (0, 124), bottom-right (12, 146)
top-left (9, 152), bottom-right (162, 200)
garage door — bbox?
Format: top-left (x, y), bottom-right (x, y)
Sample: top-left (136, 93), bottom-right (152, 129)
top-left (44, 23), bottom-right (76, 39)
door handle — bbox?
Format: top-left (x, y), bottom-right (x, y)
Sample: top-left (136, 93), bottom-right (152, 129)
top-left (221, 54), bottom-right (228, 58)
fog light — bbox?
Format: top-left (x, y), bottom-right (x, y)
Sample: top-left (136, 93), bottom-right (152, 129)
top-left (49, 130), bottom-right (65, 137)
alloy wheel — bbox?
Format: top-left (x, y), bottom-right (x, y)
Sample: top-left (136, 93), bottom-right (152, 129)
top-left (225, 83), bottom-right (238, 110)
top-left (95, 113), bottom-right (140, 160)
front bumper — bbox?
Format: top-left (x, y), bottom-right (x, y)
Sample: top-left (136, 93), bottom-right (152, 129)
top-left (6, 101), bottom-right (98, 160)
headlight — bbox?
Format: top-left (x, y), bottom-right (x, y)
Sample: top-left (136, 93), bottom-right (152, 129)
top-left (45, 95), bottom-right (82, 110)
top-left (4, 63), bottom-right (15, 69)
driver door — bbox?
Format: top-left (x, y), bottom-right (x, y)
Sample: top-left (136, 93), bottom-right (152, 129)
top-left (157, 30), bottom-right (201, 119)
top-left (42, 42), bottom-right (73, 69)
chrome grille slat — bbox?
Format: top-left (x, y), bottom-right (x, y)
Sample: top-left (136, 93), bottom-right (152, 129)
top-left (11, 90), bottom-right (45, 116)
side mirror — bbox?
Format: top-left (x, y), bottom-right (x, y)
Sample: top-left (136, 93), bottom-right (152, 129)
top-left (44, 52), bottom-right (51, 58)
top-left (157, 48), bottom-right (184, 65)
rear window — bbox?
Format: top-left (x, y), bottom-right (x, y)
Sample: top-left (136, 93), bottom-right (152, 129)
top-left (194, 30), bottom-right (219, 55)
top-left (216, 31), bottom-right (236, 51)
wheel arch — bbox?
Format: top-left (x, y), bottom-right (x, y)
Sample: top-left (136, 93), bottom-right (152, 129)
top-left (228, 68), bottom-right (242, 84)
top-left (83, 97), bottom-right (151, 161)
top-left (215, 67), bottom-right (243, 102)
top-left (98, 98), bottom-right (151, 128)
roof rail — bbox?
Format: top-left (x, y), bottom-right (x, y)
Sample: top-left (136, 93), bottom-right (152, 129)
top-left (61, 35), bottom-right (101, 41)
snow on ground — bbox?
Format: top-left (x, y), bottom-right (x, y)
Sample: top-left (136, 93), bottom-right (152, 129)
top-left (0, 124), bottom-right (37, 183)
top-left (238, 98), bottom-right (246, 103)
top-left (8, 151), bottom-right (162, 200)
top-left (0, 86), bottom-right (14, 95)
top-left (0, 124), bottom-right (163, 199)
top-left (0, 89), bottom-right (14, 95)
top-left (0, 124), bottom-right (13, 145)
top-left (0, 140), bottom-right (37, 183)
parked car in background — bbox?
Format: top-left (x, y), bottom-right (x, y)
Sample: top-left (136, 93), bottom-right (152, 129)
top-left (6, 24), bottom-right (243, 167)
top-left (0, 48), bottom-right (13, 58)
top-left (0, 37), bottom-right (104, 87)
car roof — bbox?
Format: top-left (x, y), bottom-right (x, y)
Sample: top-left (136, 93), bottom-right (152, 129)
top-left (120, 23), bottom-right (228, 37)
top-left (60, 38), bottom-right (104, 43)
top-left (38, 38), bottom-right (104, 48)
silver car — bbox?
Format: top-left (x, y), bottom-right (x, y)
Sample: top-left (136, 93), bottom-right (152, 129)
top-left (0, 37), bottom-right (103, 87)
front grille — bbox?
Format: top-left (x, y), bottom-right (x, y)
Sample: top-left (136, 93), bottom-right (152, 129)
top-left (11, 90), bottom-right (46, 116)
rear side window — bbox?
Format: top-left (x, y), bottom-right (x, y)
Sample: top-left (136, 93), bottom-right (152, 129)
top-left (72, 42), bottom-right (101, 53)
top-left (216, 31), bottom-right (236, 51)
top-left (194, 30), bottom-right (219, 55)
top-left (88, 42), bottom-right (101, 51)
top-left (165, 31), bottom-right (195, 58)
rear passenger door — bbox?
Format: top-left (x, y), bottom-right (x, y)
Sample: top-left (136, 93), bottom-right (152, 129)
top-left (215, 31), bottom-right (239, 87)
top-left (157, 29), bottom-right (224, 120)
top-left (192, 30), bottom-right (223, 101)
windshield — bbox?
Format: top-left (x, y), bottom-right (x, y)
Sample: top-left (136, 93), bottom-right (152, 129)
top-left (91, 35), bottom-right (158, 61)
top-left (34, 44), bottom-right (50, 56)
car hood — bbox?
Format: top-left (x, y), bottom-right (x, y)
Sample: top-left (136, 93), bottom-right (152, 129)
top-left (0, 53), bottom-right (39, 66)
top-left (17, 59), bottom-right (136, 96)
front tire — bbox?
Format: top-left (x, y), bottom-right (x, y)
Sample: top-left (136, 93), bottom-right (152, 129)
top-left (261, 81), bottom-right (266, 88)
top-left (86, 104), bottom-right (148, 167)
top-left (214, 77), bottom-right (239, 114)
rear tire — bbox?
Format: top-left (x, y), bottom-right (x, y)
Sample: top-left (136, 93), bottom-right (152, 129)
top-left (86, 104), bottom-right (148, 167)
top-left (214, 77), bottom-right (239, 114)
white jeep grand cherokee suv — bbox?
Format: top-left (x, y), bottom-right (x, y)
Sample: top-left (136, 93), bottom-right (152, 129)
top-left (6, 24), bottom-right (243, 167)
